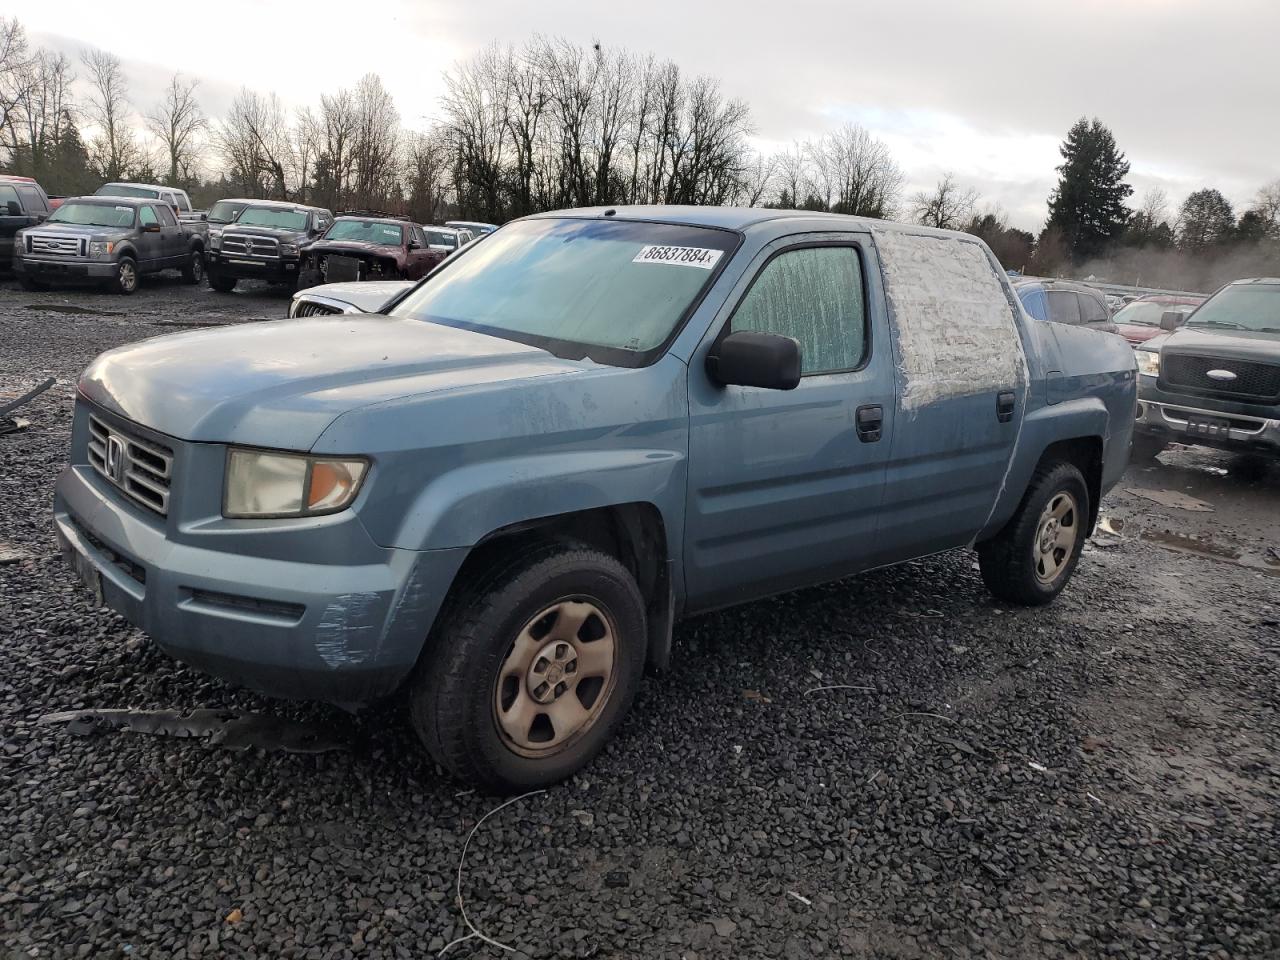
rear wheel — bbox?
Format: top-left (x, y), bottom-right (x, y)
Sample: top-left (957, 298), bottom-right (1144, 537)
top-left (978, 461), bottom-right (1090, 606)
top-left (208, 271), bottom-right (236, 293)
top-left (409, 542), bottom-right (647, 792)
top-left (181, 250), bottom-right (204, 284)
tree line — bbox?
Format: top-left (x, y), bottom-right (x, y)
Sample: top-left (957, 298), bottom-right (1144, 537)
top-left (2, 16), bottom-right (1277, 290)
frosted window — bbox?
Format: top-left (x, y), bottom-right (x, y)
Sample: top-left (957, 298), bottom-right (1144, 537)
top-left (732, 246), bottom-right (866, 375)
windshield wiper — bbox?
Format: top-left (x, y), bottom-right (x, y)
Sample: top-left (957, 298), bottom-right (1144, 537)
top-left (1187, 320), bottom-right (1245, 330)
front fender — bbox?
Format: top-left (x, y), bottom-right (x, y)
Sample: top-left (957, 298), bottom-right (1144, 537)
top-left (375, 448), bottom-right (687, 553)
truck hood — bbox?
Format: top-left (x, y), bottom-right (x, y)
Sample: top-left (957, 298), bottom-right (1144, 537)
top-left (78, 315), bottom-right (589, 448)
top-left (1157, 326), bottom-right (1280, 361)
top-left (312, 239), bottom-right (401, 256)
top-left (222, 225), bottom-right (309, 243)
top-left (22, 223), bottom-right (131, 242)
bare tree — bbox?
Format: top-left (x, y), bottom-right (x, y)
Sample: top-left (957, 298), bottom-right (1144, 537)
top-left (808, 123), bottom-right (903, 219)
top-left (146, 73), bottom-right (206, 184)
top-left (1253, 179), bottom-right (1280, 234)
top-left (0, 16), bottom-right (33, 141)
top-left (80, 47), bottom-right (141, 180)
top-left (350, 73), bottom-right (400, 208)
top-left (738, 151), bottom-right (777, 207)
top-left (910, 172), bottom-right (979, 229)
top-left (214, 88), bottom-right (291, 198)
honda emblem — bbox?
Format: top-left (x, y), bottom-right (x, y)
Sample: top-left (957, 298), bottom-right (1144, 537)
top-left (105, 435), bottom-right (126, 485)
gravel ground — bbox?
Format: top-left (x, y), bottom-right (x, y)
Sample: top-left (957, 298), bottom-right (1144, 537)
top-left (2, 279), bottom-right (1278, 959)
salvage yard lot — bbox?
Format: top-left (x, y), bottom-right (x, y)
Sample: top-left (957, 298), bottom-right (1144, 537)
top-left (2, 280), bottom-right (1278, 959)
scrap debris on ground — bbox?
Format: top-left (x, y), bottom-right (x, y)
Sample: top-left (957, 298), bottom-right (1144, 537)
top-left (1, 279), bottom-right (1278, 959)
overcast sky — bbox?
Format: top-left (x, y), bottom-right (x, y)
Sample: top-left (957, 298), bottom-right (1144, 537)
top-left (12, 0), bottom-right (1278, 231)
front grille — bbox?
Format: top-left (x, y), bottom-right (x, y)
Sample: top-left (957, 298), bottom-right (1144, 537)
top-left (221, 233), bottom-right (280, 258)
top-left (26, 234), bottom-right (86, 258)
top-left (1162, 354), bottom-right (1280, 401)
top-left (87, 415), bottom-right (175, 516)
top-left (292, 299), bottom-right (343, 318)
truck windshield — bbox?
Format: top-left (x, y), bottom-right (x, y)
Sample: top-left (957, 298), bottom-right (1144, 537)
top-left (94, 184), bottom-right (158, 199)
top-left (389, 217), bottom-right (737, 365)
top-left (208, 200), bottom-right (247, 224)
top-left (1185, 284), bottom-right (1280, 333)
top-left (1114, 301), bottom-right (1198, 327)
top-left (47, 202), bottom-right (135, 228)
top-left (426, 230), bottom-right (457, 248)
top-left (324, 220), bottom-right (403, 244)
top-left (236, 208), bottom-right (309, 231)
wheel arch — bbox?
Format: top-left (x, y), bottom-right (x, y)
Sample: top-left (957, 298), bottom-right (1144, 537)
top-left (444, 502), bottom-right (676, 672)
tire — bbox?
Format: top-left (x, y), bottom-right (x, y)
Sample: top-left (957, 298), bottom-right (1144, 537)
top-left (181, 250), bottom-right (204, 284)
top-left (978, 461), bottom-right (1090, 606)
top-left (19, 275), bottom-right (47, 291)
top-left (1130, 434), bottom-right (1166, 463)
top-left (409, 541), bottom-right (647, 792)
top-left (111, 257), bottom-right (139, 295)
top-left (208, 271), bottom-right (236, 293)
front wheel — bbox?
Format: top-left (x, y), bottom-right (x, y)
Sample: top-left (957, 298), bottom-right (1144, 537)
top-left (978, 461), bottom-right (1090, 606)
top-left (19, 275), bottom-right (47, 291)
top-left (181, 250), bottom-right (204, 284)
top-left (207, 271), bottom-right (236, 293)
top-left (409, 542), bottom-right (647, 792)
top-left (111, 257), bottom-right (138, 295)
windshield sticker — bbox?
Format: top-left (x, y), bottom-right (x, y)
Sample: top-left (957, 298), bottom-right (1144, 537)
top-left (115, 206), bottom-right (131, 212)
top-left (633, 245), bottom-right (723, 269)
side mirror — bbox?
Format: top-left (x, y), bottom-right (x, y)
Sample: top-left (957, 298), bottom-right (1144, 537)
top-left (408, 240), bottom-right (421, 249)
top-left (1160, 311), bottom-right (1184, 331)
top-left (200, 212), bottom-right (208, 221)
top-left (708, 331), bottom-right (801, 390)
top-left (142, 223), bottom-right (162, 233)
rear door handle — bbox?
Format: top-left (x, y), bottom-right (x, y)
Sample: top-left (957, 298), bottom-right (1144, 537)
top-left (855, 404), bottom-right (883, 442)
top-left (997, 391), bottom-right (1016, 423)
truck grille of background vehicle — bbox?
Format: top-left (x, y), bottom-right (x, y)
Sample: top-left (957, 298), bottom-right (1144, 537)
top-left (292, 300), bottom-right (344, 317)
top-left (1162, 355), bottom-right (1280, 401)
top-left (26, 234), bottom-right (86, 258)
top-left (87, 415), bottom-right (174, 516)
top-left (220, 233), bottom-right (280, 258)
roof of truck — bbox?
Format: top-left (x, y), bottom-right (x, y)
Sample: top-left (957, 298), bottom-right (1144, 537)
top-left (525, 205), bottom-right (975, 241)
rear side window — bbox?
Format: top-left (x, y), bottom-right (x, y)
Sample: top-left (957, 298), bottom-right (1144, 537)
top-left (139, 205), bottom-right (158, 227)
top-left (1047, 290), bottom-right (1082, 325)
top-left (156, 204), bottom-right (177, 226)
top-left (16, 186), bottom-right (46, 213)
top-left (1080, 293), bottom-right (1109, 324)
top-left (731, 245), bottom-right (867, 376)
top-left (0, 184), bottom-right (19, 212)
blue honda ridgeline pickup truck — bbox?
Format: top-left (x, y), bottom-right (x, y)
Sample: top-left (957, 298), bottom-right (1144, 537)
top-left (55, 207), bottom-right (1136, 791)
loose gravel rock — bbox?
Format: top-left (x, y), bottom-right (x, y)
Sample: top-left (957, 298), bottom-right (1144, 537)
top-left (2, 278), bottom-right (1278, 958)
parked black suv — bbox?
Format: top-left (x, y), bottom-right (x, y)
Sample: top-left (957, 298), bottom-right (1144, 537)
top-left (1133, 278), bottom-right (1280, 459)
top-left (207, 201), bottom-right (333, 292)
top-left (0, 175), bottom-right (53, 270)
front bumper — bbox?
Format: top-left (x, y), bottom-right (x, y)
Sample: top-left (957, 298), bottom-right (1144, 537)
top-left (16, 257), bottom-right (117, 281)
top-left (209, 252), bottom-right (300, 282)
top-left (1135, 376), bottom-right (1280, 455)
top-left (53, 452), bottom-right (468, 706)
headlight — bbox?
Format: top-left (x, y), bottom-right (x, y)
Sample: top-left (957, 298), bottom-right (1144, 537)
top-left (280, 242), bottom-right (299, 257)
top-left (209, 233), bottom-right (221, 250)
top-left (89, 241), bottom-right (115, 259)
top-left (223, 448), bottom-right (369, 518)
top-left (1135, 350), bottom-right (1160, 377)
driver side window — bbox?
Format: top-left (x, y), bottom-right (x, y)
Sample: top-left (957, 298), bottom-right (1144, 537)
top-left (731, 245), bottom-right (867, 376)
top-left (139, 205), bottom-right (158, 227)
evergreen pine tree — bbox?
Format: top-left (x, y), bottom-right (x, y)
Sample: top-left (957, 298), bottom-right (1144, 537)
top-left (1045, 118), bottom-right (1133, 261)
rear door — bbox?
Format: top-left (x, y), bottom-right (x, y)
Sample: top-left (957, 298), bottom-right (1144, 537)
top-left (684, 233), bottom-right (896, 611)
top-left (408, 224), bottom-right (430, 278)
top-left (155, 203), bottom-right (186, 265)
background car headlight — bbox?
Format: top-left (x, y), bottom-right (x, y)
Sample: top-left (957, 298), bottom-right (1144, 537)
top-left (1135, 350), bottom-right (1160, 377)
top-left (223, 448), bottom-right (368, 518)
top-left (89, 241), bottom-right (114, 259)
top-left (209, 233), bottom-right (221, 250)
top-left (280, 242), bottom-right (299, 256)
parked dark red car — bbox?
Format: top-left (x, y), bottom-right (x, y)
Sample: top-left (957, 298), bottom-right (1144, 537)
top-left (1113, 294), bottom-right (1205, 345)
top-left (300, 215), bottom-right (444, 284)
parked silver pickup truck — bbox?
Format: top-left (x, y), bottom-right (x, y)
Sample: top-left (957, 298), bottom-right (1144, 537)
top-left (15, 197), bottom-right (206, 293)
top-left (56, 206), bottom-right (1136, 790)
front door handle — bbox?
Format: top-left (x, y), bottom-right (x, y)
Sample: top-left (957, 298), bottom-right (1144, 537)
top-left (855, 404), bottom-right (883, 443)
top-left (997, 391), bottom-right (1016, 423)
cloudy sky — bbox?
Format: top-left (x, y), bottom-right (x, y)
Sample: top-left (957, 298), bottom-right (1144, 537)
top-left (13, 0), bottom-right (1278, 231)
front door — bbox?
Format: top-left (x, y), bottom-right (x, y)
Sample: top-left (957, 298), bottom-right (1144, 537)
top-left (684, 234), bottom-right (897, 611)
top-left (136, 204), bottom-right (163, 268)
